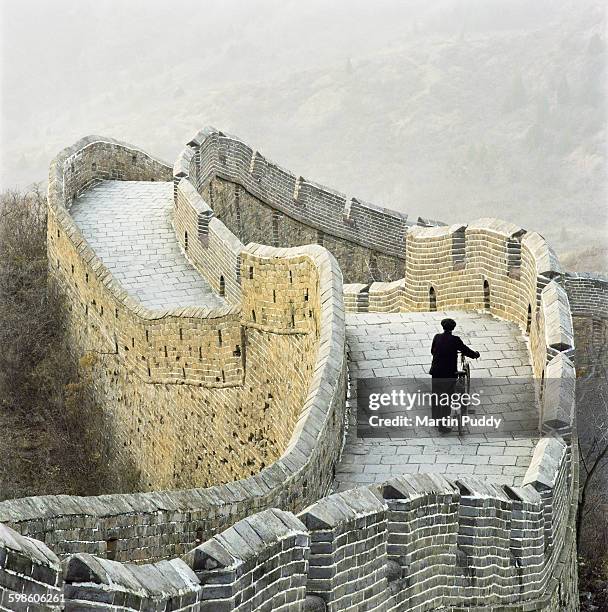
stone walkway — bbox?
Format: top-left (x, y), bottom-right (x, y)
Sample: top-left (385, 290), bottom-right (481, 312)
top-left (71, 181), bottom-right (225, 311)
top-left (333, 311), bottom-right (539, 492)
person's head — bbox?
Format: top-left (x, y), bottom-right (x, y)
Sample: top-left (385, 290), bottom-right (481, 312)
top-left (441, 318), bottom-right (456, 332)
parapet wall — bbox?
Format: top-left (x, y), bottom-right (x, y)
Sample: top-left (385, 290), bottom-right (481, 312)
top-left (0, 441), bottom-right (577, 611)
top-left (0, 524), bottom-right (63, 611)
top-left (0, 129), bottom-right (582, 610)
top-left (173, 177), bottom-right (244, 305)
top-left (177, 128), bottom-right (411, 258)
top-left (170, 127), bottom-right (574, 392)
top-left (563, 272), bottom-right (608, 319)
top-left (0, 136), bottom-right (347, 564)
top-left (208, 175), bottom-right (407, 284)
top-left (174, 127), bottom-right (413, 283)
top-left (564, 273), bottom-right (608, 376)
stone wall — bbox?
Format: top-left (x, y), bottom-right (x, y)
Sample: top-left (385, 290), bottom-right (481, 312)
top-left (0, 136), bottom-right (348, 565)
top-left (174, 126), bottom-right (413, 284)
top-left (337, 212), bottom-right (579, 610)
top-left (46, 137), bottom-right (338, 493)
top-left (174, 127), bottom-right (576, 394)
top-left (0, 442), bottom-right (577, 611)
top-left (173, 177), bottom-right (243, 305)
top-left (338, 236), bottom-right (578, 610)
top-left (0, 525), bottom-right (63, 611)
top-left (403, 220), bottom-right (541, 324)
top-left (207, 176), bottom-right (405, 284)
top-left (563, 273), bottom-right (608, 319)
top-left (564, 273), bottom-right (608, 376)
top-left (571, 316), bottom-right (608, 376)
top-left (0, 129), bottom-right (583, 610)
top-left (0, 228), bottom-right (347, 560)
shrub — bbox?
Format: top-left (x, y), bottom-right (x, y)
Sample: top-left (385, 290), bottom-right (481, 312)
top-left (0, 187), bottom-right (136, 498)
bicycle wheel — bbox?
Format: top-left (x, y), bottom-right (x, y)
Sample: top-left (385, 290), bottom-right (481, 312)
top-left (454, 374), bottom-right (465, 436)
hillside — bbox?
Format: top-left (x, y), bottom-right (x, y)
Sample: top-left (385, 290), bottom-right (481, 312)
top-left (1, 0), bottom-right (605, 271)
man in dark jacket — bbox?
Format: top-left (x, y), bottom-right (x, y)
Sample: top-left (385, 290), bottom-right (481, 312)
top-left (430, 318), bottom-right (480, 433)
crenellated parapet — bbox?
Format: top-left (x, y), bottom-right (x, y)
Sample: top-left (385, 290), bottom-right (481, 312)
top-left (173, 127), bottom-right (417, 283)
top-left (174, 177), bottom-right (243, 305)
top-left (0, 524), bottom-right (63, 611)
top-left (562, 272), bottom-right (607, 379)
top-left (402, 219), bottom-right (544, 324)
top-left (186, 508), bottom-right (309, 609)
top-left (0, 128), bottom-right (586, 611)
top-left (0, 439), bottom-right (577, 611)
top-left (563, 273), bottom-right (608, 319)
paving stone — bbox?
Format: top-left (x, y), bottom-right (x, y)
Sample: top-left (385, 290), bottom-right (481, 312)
top-left (333, 311), bottom-right (539, 492)
top-left (71, 181), bottom-right (225, 310)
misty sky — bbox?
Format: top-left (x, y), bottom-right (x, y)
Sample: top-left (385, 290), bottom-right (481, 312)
top-left (1, 0), bottom-right (606, 269)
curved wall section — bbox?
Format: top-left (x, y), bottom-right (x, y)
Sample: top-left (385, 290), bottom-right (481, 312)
top-left (19, 136), bottom-right (348, 560)
top-left (343, 220), bottom-right (570, 378)
top-left (404, 220), bottom-right (538, 322)
top-left (0, 240), bottom-right (346, 563)
top-left (48, 136), bottom-right (242, 387)
top-left (48, 138), bottom-right (245, 491)
top-left (401, 220), bottom-right (571, 379)
top-left (0, 128), bottom-right (584, 611)
top-left (174, 127), bottom-right (412, 283)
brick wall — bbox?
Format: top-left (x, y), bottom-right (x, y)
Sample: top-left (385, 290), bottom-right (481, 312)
top-left (1, 450), bottom-right (577, 611)
top-left (47, 139), bottom-right (326, 491)
top-left (185, 508), bottom-right (308, 610)
top-left (173, 178), bottom-right (243, 305)
top-left (564, 273), bottom-right (608, 378)
top-left (0, 137), bottom-right (348, 565)
top-left (0, 525), bottom-right (62, 611)
top-left (175, 127), bottom-right (411, 284)
top-left (1, 240), bottom-right (348, 564)
top-left (564, 273), bottom-right (608, 319)
top-left (0, 130), bottom-right (584, 610)
top-left (208, 176), bottom-right (405, 284)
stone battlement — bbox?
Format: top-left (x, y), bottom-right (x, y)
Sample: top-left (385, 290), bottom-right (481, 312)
top-left (0, 128), bottom-right (584, 611)
top-left (563, 272), bottom-right (608, 319)
top-left (0, 437), bottom-right (576, 610)
top-left (175, 127), bottom-right (413, 259)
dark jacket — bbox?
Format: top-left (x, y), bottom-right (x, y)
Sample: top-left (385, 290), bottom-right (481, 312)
top-left (430, 331), bottom-right (479, 378)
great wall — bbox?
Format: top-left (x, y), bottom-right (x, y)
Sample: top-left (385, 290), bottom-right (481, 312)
top-left (0, 126), bottom-right (606, 611)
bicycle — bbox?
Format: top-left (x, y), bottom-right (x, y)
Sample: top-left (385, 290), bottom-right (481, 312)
top-left (453, 353), bottom-right (471, 436)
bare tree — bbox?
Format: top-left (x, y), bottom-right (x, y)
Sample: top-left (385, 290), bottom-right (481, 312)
top-left (576, 317), bottom-right (608, 610)
top-left (0, 187), bottom-right (139, 499)
top-left (577, 357), bottom-right (608, 552)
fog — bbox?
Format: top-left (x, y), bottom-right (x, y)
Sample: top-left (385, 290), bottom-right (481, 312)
top-left (1, 0), bottom-right (606, 270)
